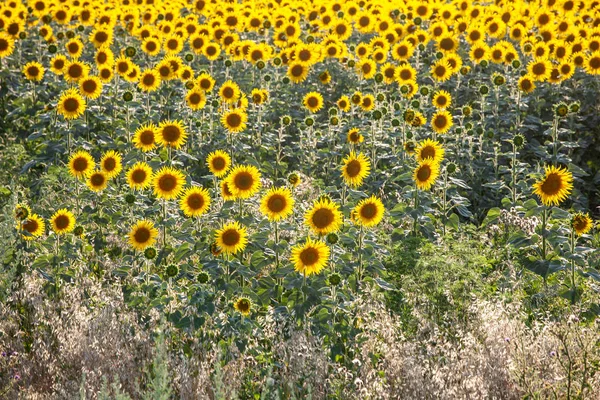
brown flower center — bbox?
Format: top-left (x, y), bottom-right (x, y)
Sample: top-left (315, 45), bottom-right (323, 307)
top-left (131, 169), bottom-right (147, 183)
top-left (187, 193), bottom-right (204, 210)
top-left (54, 215), bottom-right (70, 230)
top-left (417, 165), bottom-right (432, 182)
top-left (541, 173), bottom-right (562, 195)
top-left (134, 227), bottom-right (151, 243)
top-left (346, 160), bottom-right (362, 177)
top-left (158, 174), bottom-right (177, 191)
top-left (221, 229), bottom-right (240, 246)
top-left (312, 208), bottom-right (333, 229)
top-left (267, 194), bottom-right (286, 213)
top-left (360, 203), bottom-right (377, 219)
top-left (72, 157), bottom-right (88, 172)
top-left (64, 98), bottom-right (80, 112)
top-left (300, 247), bottom-right (319, 266)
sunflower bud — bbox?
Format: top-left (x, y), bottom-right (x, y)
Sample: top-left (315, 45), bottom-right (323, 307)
top-left (305, 117), bottom-right (314, 126)
top-left (569, 102), bottom-right (580, 113)
top-left (165, 264), bottom-right (179, 278)
top-left (198, 271), bottom-right (209, 284)
top-left (123, 91), bottom-right (133, 102)
top-left (328, 273), bottom-right (342, 286)
top-left (446, 162), bottom-right (457, 174)
top-left (391, 118), bottom-right (400, 127)
top-left (125, 194), bottom-right (136, 204)
top-left (419, 86), bottom-right (430, 96)
top-left (125, 46), bottom-right (136, 57)
top-left (48, 44), bottom-right (58, 54)
top-left (555, 102), bottom-right (569, 117)
top-left (256, 60), bottom-right (266, 70)
top-left (288, 172), bottom-right (300, 186)
top-left (411, 100), bottom-right (420, 108)
top-left (513, 134), bottom-right (525, 148)
top-left (326, 233), bottom-right (339, 245)
top-left (144, 247), bottom-right (157, 260)
top-left (479, 85), bottom-right (489, 95)
top-left (281, 115), bottom-right (292, 125)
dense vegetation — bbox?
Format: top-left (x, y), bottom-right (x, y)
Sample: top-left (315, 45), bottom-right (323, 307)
top-left (1, 0), bottom-right (599, 398)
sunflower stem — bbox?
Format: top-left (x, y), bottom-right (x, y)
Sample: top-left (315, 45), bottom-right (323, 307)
top-left (541, 206), bottom-right (548, 263)
top-left (413, 184), bottom-right (420, 236)
top-left (162, 199), bottom-right (167, 248)
top-left (274, 221), bottom-right (279, 271)
top-left (357, 224), bottom-right (364, 290)
top-left (570, 228), bottom-right (577, 304)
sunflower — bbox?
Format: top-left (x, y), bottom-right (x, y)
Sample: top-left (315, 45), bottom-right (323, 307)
top-left (347, 128), bottom-right (364, 144)
top-left (0, 32), bottom-right (15, 58)
top-left (57, 88), bottom-right (86, 120)
top-left (98, 67), bottom-right (113, 83)
top-left (303, 91), bottom-right (324, 113)
top-left (50, 55), bottom-right (68, 75)
top-left (142, 36), bottom-right (161, 56)
top-left (153, 166), bottom-right (186, 200)
top-left (381, 62), bottom-right (397, 84)
top-left (196, 72), bottom-right (215, 92)
top-left (225, 165), bottom-right (261, 199)
top-left (341, 152), bottom-right (371, 187)
top-left (219, 80), bottom-right (241, 104)
top-left (215, 221), bottom-right (248, 254)
top-left (65, 37), bottom-right (84, 59)
top-left (156, 59), bottom-right (174, 80)
top-left (432, 90), bottom-right (451, 109)
top-left (357, 58), bottom-right (376, 79)
top-left (79, 76), bottom-right (102, 99)
top-left (287, 61), bottom-right (310, 84)
top-left (220, 180), bottom-right (236, 201)
top-left (115, 55), bottom-right (132, 77)
top-left (164, 34), bottom-right (184, 55)
top-left (14, 203), bottom-right (31, 220)
top-left (64, 60), bottom-right (90, 82)
top-left (431, 59), bottom-right (451, 82)
top-left (86, 170), bottom-right (108, 192)
top-left (233, 297), bottom-right (252, 316)
top-left (203, 42), bottom-right (221, 61)
top-left (18, 214), bottom-right (45, 240)
top-left (291, 237), bottom-right (330, 277)
top-left (319, 70), bottom-right (331, 84)
top-left (221, 109), bottom-right (247, 133)
top-left (128, 220), bottom-right (158, 251)
top-left (532, 165), bottom-right (573, 206)
top-left (68, 150), bottom-right (95, 179)
top-left (359, 94), bottom-right (375, 111)
top-left (527, 58), bottom-right (552, 81)
top-left (100, 150), bottom-right (122, 179)
top-left (50, 209), bottom-right (76, 235)
top-left (395, 63), bottom-right (417, 83)
top-left (353, 195), bottom-right (385, 228)
top-left (392, 40), bottom-right (414, 61)
top-left (206, 150), bottom-right (231, 178)
top-left (584, 51), bottom-right (600, 75)
top-left (22, 61), bottom-right (44, 81)
top-left (469, 41), bottom-right (489, 64)
top-left (179, 186), bottom-right (211, 217)
top-left (337, 95), bottom-right (351, 112)
top-left (260, 187), bottom-right (294, 221)
top-left (572, 213), bottom-right (593, 236)
top-left (518, 74), bottom-right (536, 94)
top-left (133, 123), bottom-right (157, 152)
top-left (431, 110), bottom-right (453, 134)
top-left (414, 159), bottom-right (440, 191)
top-left (89, 27), bottom-right (112, 49)
top-left (156, 119), bottom-right (187, 149)
top-left (126, 162), bottom-right (153, 190)
top-left (305, 198), bottom-right (343, 235)
top-left (415, 139), bottom-right (445, 164)
top-left (138, 69), bottom-right (161, 92)
top-left (186, 88), bottom-right (206, 110)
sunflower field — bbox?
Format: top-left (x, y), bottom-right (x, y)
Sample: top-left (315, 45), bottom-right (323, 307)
top-left (1, 0), bottom-right (600, 398)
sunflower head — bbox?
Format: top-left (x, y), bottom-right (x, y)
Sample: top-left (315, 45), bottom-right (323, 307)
top-left (215, 221), bottom-right (248, 254)
top-left (572, 213), bottom-right (593, 236)
top-left (100, 150), bottom-right (122, 179)
top-left (87, 170), bottom-right (109, 192)
top-left (225, 165), bottom-right (262, 199)
top-left (18, 214), bottom-right (45, 240)
top-left (153, 166), bottom-right (186, 200)
top-left (305, 198), bottom-right (343, 235)
top-left (50, 208), bottom-right (76, 235)
top-left (533, 165), bottom-right (574, 206)
top-left (414, 159), bottom-right (441, 191)
top-left (291, 237), bottom-right (330, 277)
top-left (157, 119), bottom-right (187, 149)
top-left (303, 91), bottom-right (324, 113)
top-left (353, 195), bottom-right (385, 228)
top-left (415, 139), bottom-right (445, 164)
top-left (180, 186), bottom-right (211, 217)
top-left (14, 203), bottom-right (31, 220)
top-left (128, 220), bottom-right (158, 251)
top-left (233, 297), bottom-right (252, 316)
top-left (341, 151), bottom-right (371, 187)
top-left (260, 187), bottom-right (295, 221)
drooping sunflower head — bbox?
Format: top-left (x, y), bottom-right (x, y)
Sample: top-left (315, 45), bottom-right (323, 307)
top-left (291, 237), bottom-right (330, 277)
top-left (57, 88), bottom-right (86, 120)
top-left (18, 213), bottom-right (45, 240)
top-left (153, 166), bottom-right (186, 200)
top-left (68, 150), bottom-right (95, 179)
top-left (14, 203), bottom-right (31, 221)
top-left (87, 170), bottom-right (109, 192)
top-left (572, 213), bottom-right (593, 236)
top-left (533, 165), bottom-right (573, 206)
top-left (100, 150), bottom-right (122, 179)
top-left (206, 150), bottom-right (231, 178)
top-left (353, 195), bottom-right (385, 228)
top-left (341, 151), bottom-right (371, 187)
top-left (413, 159), bottom-right (441, 191)
top-left (126, 161), bottom-right (153, 190)
top-left (215, 221), bottom-right (248, 254)
top-left (221, 108), bottom-right (248, 133)
top-left (303, 91), bottom-right (324, 113)
top-left (233, 297), bottom-right (252, 316)
top-left (179, 186), bottom-right (211, 217)
top-left (260, 187), bottom-right (295, 222)
top-left (431, 110), bottom-right (453, 134)
top-left (128, 220), bottom-right (158, 251)
top-left (220, 180), bottom-right (236, 201)
top-left (415, 139), bottom-right (445, 164)
top-left (305, 198), bottom-right (343, 235)
top-left (133, 123), bottom-right (157, 152)
top-left (50, 208), bottom-right (76, 235)
top-left (225, 165), bottom-right (262, 199)
top-left (156, 119), bottom-right (187, 149)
